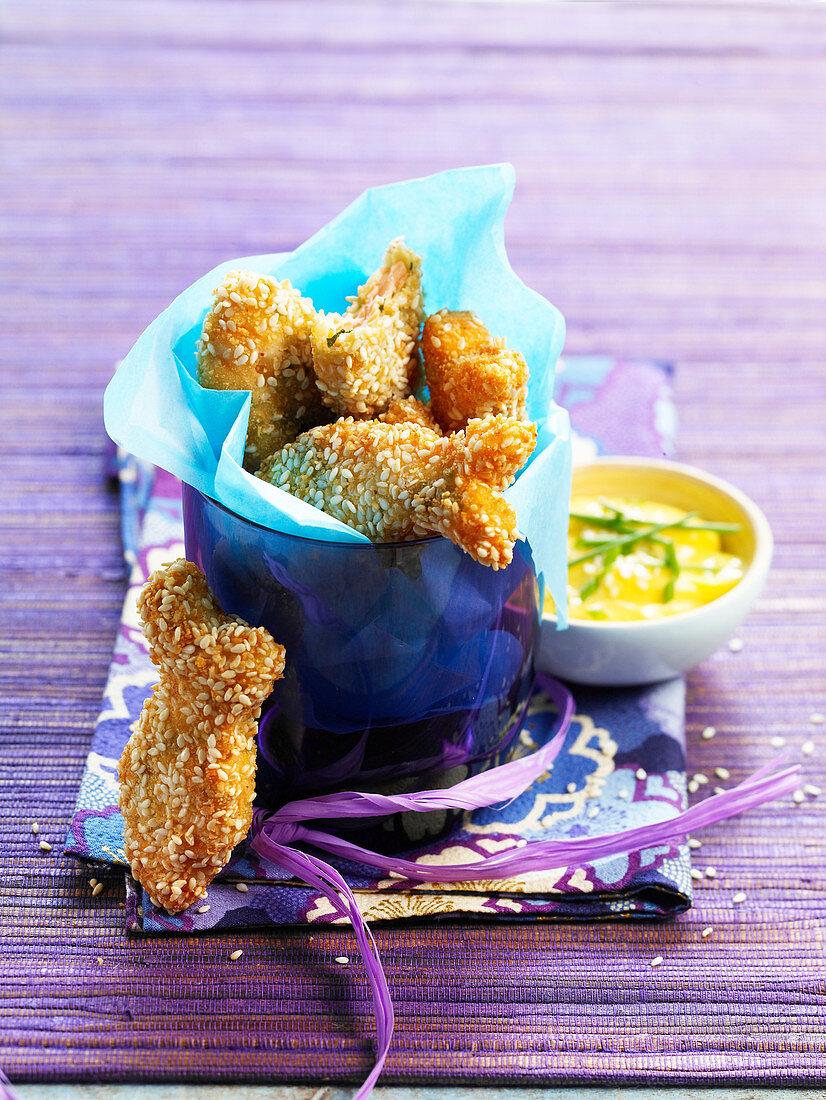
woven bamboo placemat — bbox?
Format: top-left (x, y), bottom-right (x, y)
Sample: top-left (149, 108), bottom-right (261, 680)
top-left (1, 0), bottom-right (824, 1086)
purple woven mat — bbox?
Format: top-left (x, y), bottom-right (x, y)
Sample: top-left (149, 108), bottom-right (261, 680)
top-left (3, 0), bottom-right (825, 1087)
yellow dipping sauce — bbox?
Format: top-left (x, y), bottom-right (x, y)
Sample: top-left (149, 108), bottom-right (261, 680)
top-left (547, 497), bottom-right (744, 622)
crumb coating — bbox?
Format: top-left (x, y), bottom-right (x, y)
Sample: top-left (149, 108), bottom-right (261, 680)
top-left (258, 415), bottom-right (536, 568)
top-left (196, 271), bottom-right (327, 471)
top-left (377, 396), bottom-right (442, 434)
top-left (311, 239), bottom-right (424, 418)
top-left (422, 309), bottom-right (529, 432)
top-left (117, 560), bottom-right (285, 913)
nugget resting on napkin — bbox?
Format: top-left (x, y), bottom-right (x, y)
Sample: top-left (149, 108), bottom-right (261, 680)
top-left (118, 560), bottom-right (285, 913)
top-left (197, 271), bottom-right (328, 471)
top-left (311, 238), bottom-right (424, 418)
top-left (258, 414), bottom-right (536, 568)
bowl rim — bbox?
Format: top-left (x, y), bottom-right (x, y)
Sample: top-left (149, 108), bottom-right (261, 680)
top-left (542, 456), bottom-right (773, 631)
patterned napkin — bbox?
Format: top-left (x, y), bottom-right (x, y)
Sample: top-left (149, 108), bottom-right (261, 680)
top-left (66, 356), bottom-right (691, 932)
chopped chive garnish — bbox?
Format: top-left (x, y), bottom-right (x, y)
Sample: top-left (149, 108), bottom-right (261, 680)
top-left (568, 512), bottom-right (700, 567)
top-left (570, 512), bottom-right (740, 535)
top-left (326, 327), bottom-right (348, 348)
top-left (663, 577), bottom-right (676, 603)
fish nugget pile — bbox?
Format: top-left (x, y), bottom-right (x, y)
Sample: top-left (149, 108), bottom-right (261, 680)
top-left (197, 239), bottom-right (535, 568)
top-left (118, 560), bottom-right (285, 913)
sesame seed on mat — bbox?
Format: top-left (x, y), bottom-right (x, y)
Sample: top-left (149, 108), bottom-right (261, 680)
top-left (714, 766), bottom-right (730, 780)
top-left (335, 956), bottom-right (350, 965)
top-left (770, 735), bottom-right (786, 748)
top-left (229, 949), bottom-right (243, 961)
top-left (705, 866), bottom-right (717, 879)
top-left (235, 883), bottom-right (249, 893)
top-left (31, 822), bottom-right (39, 835)
top-left (197, 905), bottom-right (210, 914)
top-left (701, 926), bottom-right (713, 939)
top-left (701, 726), bottom-right (716, 740)
top-left (728, 637), bottom-right (744, 652)
top-left (801, 741), bottom-right (815, 755)
top-left (809, 712), bottom-right (824, 725)
top-left (92, 883), bottom-right (104, 897)
top-left (690, 869), bottom-right (703, 882)
top-left (650, 956), bottom-right (664, 968)
top-left (803, 784), bottom-right (821, 797)
top-left (39, 841), bottom-right (52, 853)
top-left (732, 892), bottom-right (747, 904)
top-left (792, 789), bottom-right (806, 804)
top-left (688, 838), bottom-right (702, 849)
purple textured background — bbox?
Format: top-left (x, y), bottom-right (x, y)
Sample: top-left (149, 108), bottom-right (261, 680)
top-left (1, 0), bottom-right (825, 1088)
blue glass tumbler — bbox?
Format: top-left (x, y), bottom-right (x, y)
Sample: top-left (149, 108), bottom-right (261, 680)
top-left (183, 485), bottom-right (540, 835)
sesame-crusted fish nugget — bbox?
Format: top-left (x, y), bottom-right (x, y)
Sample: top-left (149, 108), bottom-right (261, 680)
top-left (118, 560), bottom-right (285, 913)
top-left (197, 271), bottom-right (327, 471)
top-left (377, 396), bottom-right (442, 434)
top-left (311, 239), bottom-right (424, 418)
top-left (258, 414), bottom-right (535, 568)
top-left (422, 309), bottom-right (529, 433)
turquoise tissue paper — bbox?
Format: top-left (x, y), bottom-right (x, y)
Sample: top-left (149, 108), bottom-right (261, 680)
top-left (104, 163), bottom-right (571, 621)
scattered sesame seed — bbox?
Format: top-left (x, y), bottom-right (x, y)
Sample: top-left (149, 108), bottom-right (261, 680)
top-left (688, 780), bottom-right (699, 794)
top-left (235, 883), bottom-right (249, 893)
top-left (692, 773), bottom-right (709, 785)
top-left (635, 768), bottom-right (647, 781)
top-left (728, 637), bottom-right (744, 652)
top-left (714, 766), bottom-right (730, 780)
top-left (809, 713), bottom-right (824, 725)
top-left (688, 838), bottom-right (702, 850)
top-left (650, 956), bottom-right (664, 968)
top-left (732, 892), bottom-right (747, 904)
top-left (587, 806), bottom-right (600, 819)
top-left (39, 841), bottom-right (52, 853)
top-left (566, 782), bottom-right (577, 794)
top-left (89, 878), bottom-right (98, 889)
top-left (701, 926), bottom-right (713, 939)
top-left (705, 866), bottom-right (717, 879)
top-left (803, 784), bottom-right (821, 797)
top-left (701, 726), bottom-right (716, 740)
top-left (801, 740), bottom-right (815, 755)
top-left (229, 949), bottom-right (243, 961)
top-left (691, 869), bottom-right (703, 881)
top-left (334, 956), bottom-right (350, 965)
top-left (31, 822), bottom-right (39, 835)
top-left (197, 905), bottom-right (211, 914)
top-left (713, 786), bottom-right (726, 796)
top-left (770, 735), bottom-right (786, 748)
top-left (618, 788), bottom-right (629, 799)
top-left (792, 789), bottom-right (806, 804)
top-left (92, 883), bottom-right (104, 897)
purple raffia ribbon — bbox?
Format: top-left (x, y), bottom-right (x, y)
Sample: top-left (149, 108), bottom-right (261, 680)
top-left (251, 673), bottom-right (799, 1099)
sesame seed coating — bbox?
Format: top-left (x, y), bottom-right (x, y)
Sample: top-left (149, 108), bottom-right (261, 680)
top-left (197, 271), bottom-right (328, 472)
top-left (311, 239), bottom-right (424, 419)
top-left (117, 560), bottom-right (285, 914)
top-left (422, 309), bottom-right (529, 433)
top-left (258, 414), bottom-right (536, 569)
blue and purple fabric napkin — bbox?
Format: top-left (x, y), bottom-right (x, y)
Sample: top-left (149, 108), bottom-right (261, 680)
top-left (66, 356), bottom-right (692, 933)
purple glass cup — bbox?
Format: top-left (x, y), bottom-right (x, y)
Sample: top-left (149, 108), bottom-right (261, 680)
top-left (183, 485), bottom-right (539, 840)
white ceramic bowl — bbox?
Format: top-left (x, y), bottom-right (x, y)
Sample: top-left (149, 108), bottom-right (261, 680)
top-left (538, 457), bottom-right (773, 686)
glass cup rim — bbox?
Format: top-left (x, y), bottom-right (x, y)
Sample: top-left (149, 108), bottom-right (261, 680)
top-left (184, 483), bottom-right (445, 552)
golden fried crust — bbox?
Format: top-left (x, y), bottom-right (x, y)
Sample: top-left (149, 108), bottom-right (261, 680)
top-left (422, 309), bottom-right (529, 433)
top-left (377, 396), bottom-right (442, 434)
top-left (196, 271), bottom-right (328, 472)
top-left (311, 239), bottom-right (424, 418)
top-left (117, 560), bottom-right (285, 913)
top-left (258, 414), bottom-right (535, 568)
